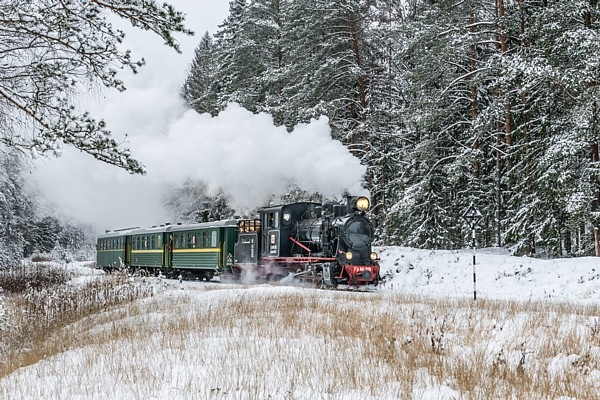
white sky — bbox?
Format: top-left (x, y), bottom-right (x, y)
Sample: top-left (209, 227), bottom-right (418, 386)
top-left (29, 0), bottom-right (367, 233)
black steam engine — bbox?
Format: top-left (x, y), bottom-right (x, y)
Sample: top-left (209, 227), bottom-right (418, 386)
top-left (232, 196), bottom-right (381, 287)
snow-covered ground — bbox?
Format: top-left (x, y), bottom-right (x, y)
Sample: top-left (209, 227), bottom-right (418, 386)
top-left (0, 247), bottom-right (599, 400)
top-left (377, 246), bottom-right (600, 303)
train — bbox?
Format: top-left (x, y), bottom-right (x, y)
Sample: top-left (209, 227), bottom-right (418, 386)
top-left (96, 195), bottom-right (381, 288)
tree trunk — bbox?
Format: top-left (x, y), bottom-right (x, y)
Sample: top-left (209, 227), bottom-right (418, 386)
top-left (470, 9), bottom-right (480, 178)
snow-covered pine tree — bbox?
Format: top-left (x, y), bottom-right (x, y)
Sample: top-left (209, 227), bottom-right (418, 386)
top-left (384, 0), bottom-right (493, 248)
top-left (163, 179), bottom-right (235, 224)
top-left (182, 32), bottom-right (220, 116)
top-left (500, 1), bottom-right (600, 255)
top-left (0, 153), bottom-right (34, 267)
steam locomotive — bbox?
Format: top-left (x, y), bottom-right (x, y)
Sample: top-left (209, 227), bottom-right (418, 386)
top-left (233, 195), bottom-right (381, 287)
top-left (96, 195), bottom-right (381, 288)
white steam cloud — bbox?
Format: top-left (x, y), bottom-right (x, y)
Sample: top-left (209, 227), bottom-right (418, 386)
top-left (139, 103), bottom-right (366, 211)
top-left (30, 103), bottom-right (366, 230)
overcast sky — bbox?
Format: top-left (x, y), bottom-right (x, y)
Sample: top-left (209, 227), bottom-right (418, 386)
top-left (30, 1), bottom-right (367, 233)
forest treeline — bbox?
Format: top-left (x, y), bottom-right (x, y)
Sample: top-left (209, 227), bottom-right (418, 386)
top-left (0, 154), bottom-right (92, 268)
top-left (181, 0), bottom-right (600, 256)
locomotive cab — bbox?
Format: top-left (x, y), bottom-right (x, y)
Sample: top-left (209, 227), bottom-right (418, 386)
top-left (259, 202), bottom-right (320, 258)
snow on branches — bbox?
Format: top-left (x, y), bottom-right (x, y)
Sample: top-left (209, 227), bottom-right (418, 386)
top-left (0, 0), bottom-right (193, 173)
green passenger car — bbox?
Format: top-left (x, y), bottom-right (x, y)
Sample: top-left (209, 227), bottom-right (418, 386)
top-left (96, 220), bottom-right (239, 279)
top-left (165, 220), bottom-right (239, 279)
top-left (96, 230), bottom-right (130, 269)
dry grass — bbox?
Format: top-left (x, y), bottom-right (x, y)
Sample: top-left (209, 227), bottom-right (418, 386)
top-left (0, 272), bottom-right (161, 379)
top-left (1, 283), bottom-right (599, 399)
top-left (0, 262), bottom-right (73, 293)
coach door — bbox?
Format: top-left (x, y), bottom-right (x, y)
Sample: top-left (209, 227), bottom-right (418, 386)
top-left (163, 233), bottom-right (173, 268)
top-left (125, 236), bottom-right (132, 265)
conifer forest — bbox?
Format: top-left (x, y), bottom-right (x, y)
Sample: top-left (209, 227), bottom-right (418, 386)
top-left (2, 0), bottom-right (600, 262)
top-left (181, 0), bottom-right (600, 256)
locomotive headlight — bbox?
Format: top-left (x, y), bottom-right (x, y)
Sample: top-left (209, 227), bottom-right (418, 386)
top-left (346, 251), bottom-right (353, 260)
top-left (356, 197), bottom-right (370, 211)
top-left (370, 252), bottom-right (379, 261)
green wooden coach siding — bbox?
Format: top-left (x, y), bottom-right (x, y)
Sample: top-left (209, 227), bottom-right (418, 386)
top-left (130, 250), bottom-right (164, 268)
top-left (172, 249), bottom-right (220, 269)
top-left (97, 249), bottom-right (126, 268)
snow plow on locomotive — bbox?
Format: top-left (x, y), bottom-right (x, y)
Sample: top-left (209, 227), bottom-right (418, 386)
top-left (229, 196), bottom-right (381, 288)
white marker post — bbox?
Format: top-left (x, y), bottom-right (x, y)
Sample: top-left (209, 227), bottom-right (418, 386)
top-left (462, 203), bottom-right (483, 300)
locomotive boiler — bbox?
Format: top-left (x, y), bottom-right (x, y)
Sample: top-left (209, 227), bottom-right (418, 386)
top-left (232, 196), bottom-right (381, 287)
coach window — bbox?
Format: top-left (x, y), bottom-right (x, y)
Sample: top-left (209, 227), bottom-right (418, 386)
top-left (211, 230), bottom-right (217, 248)
top-left (201, 231), bottom-right (208, 248)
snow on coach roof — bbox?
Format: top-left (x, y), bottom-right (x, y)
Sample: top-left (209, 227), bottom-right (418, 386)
top-left (97, 219), bottom-right (239, 238)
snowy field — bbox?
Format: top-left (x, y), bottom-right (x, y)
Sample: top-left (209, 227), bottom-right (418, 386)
top-left (0, 247), bottom-right (599, 399)
top-left (377, 246), bottom-right (600, 303)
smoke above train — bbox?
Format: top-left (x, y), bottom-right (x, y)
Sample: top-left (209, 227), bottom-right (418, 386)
top-left (144, 103), bottom-right (368, 211)
top-left (32, 104), bottom-right (367, 230)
